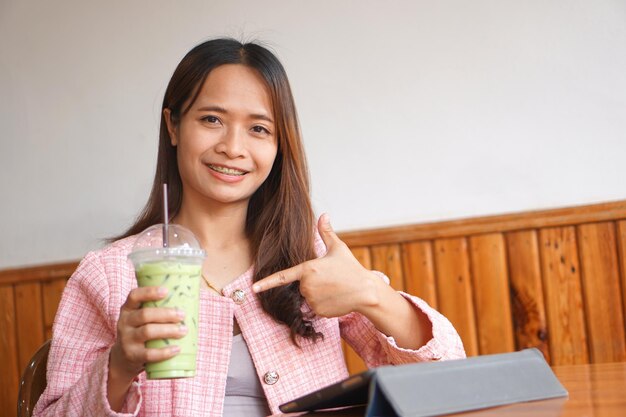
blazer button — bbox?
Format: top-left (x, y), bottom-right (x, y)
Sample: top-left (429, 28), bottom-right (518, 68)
top-left (231, 289), bottom-right (245, 305)
top-left (263, 370), bottom-right (279, 385)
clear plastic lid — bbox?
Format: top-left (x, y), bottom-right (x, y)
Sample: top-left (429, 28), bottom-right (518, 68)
top-left (128, 224), bottom-right (206, 265)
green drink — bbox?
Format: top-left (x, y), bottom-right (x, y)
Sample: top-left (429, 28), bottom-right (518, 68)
top-left (135, 261), bottom-right (201, 378)
top-left (129, 224), bottom-right (206, 379)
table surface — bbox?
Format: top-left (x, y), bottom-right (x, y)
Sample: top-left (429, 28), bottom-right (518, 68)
top-left (285, 361), bottom-right (626, 417)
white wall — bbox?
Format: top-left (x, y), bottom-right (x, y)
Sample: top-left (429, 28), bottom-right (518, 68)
top-left (1, 0), bottom-right (625, 269)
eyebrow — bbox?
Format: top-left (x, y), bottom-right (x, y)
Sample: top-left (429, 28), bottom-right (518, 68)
top-left (196, 105), bottom-right (274, 124)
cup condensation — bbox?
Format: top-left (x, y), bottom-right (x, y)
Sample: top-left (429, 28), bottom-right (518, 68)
top-left (128, 224), bottom-right (206, 379)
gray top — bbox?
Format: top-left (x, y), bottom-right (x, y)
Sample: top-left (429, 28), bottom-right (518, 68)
top-left (223, 333), bottom-right (271, 416)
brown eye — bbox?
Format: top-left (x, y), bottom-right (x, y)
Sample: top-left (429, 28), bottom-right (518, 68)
top-left (202, 115), bottom-right (220, 124)
top-left (251, 125), bottom-right (270, 134)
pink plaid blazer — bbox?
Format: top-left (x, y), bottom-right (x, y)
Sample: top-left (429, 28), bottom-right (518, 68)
top-left (34, 234), bottom-right (465, 417)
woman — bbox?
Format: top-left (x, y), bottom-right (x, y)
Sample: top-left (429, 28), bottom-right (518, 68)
top-left (34, 38), bottom-right (465, 417)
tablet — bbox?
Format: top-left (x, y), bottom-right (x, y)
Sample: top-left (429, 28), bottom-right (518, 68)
top-left (279, 369), bottom-right (375, 413)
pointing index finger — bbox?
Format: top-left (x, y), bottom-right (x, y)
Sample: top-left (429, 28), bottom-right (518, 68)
top-left (252, 264), bottom-right (304, 293)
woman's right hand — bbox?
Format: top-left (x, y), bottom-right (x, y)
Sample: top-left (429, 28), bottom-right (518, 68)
top-left (109, 286), bottom-right (187, 382)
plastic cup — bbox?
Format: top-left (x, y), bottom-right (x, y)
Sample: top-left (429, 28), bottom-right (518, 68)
top-left (128, 224), bottom-right (206, 379)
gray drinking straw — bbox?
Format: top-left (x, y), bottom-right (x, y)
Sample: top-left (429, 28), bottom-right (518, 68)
top-left (162, 183), bottom-right (169, 248)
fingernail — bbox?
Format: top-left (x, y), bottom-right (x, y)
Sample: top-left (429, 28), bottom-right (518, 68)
top-left (176, 308), bottom-right (185, 319)
top-left (157, 287), bottom-right (168, 296)
top-left (179, 325), bottom-right (188, 334)
top-left (252, 284), bottom-right (260, 293)
top-left (170, 346), bottom-right (181, 354)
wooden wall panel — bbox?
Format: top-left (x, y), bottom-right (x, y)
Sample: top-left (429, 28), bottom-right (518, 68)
top-left (43, 279), bottom-right (67, 340)
top-left (506, 230), bottom-right (550, 361)
top-left (469, 233), bottom-right (515, 355)
top-left (616, 221), bottom-right (626, 329)
top-left (0, 285), bottom-right (19, 416)
top-left (401, 241), bottom-right (437, 308)
top-left (1, 198), bottom-right (626, 403)
top-left (0, 261), bottom-right (78, 286)
top-left (577, 222), bottom-right (626, 363)
top-left (15, 282), bottom-right (45, 370)
top-left (539, 227), bottom-right (589, 365)
top-left (350, 247), bottom-right (372, 270)
top-left (433, 238), bottom-right (478, 356)
top-left (371, 244), bottom-right (404, 291)
top-left (340, 200), bottom-right (626, 247)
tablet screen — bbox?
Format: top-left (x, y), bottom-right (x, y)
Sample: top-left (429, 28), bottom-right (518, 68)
top-left (279, 369), bottom-right (375, 413)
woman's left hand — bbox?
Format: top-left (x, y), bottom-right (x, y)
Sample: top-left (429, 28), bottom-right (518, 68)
top-left (253, 213), bottom-right (381, 317)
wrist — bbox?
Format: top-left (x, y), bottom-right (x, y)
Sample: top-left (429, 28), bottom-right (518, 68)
top-left (109, 345), bottom-right (139, 385)
top-left (353, 270), bottom-right (384, 315)
top-left (107, 345), bottom-right (139, 412)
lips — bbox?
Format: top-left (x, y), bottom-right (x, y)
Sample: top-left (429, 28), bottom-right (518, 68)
top-left (206, 164), bottom-right (248, 176)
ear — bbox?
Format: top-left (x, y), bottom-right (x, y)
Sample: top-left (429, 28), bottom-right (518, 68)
top-left (163, 108), bottom-right (178, 146)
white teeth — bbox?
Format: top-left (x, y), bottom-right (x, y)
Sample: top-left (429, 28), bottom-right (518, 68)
top-left (209, 165), bottom-right (246, 176)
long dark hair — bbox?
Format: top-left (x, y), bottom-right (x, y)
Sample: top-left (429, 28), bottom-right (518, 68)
top-left (114, 38), bottom-right (321, 343)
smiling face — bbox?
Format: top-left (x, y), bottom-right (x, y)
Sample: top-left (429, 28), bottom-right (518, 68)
top-left (165, 64), bottom-right (278, 211)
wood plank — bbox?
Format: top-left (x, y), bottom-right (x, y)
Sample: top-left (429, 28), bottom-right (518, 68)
top-left (350, 246), bottom-right (372, 270)
top-left (577, 222), bottom-right (626, 363)
top-left (0, 261), bottom-right (78, 285)
top-left (339, 200), bottom-right (626, 247)
top-left (43, 278), bottom-right (67, 339)
top-left (401, 241), bottom-right (437, 308)
top-left (433, 238), bottom-right (478, 356)
top-left (371, 244), bottom-right (405, 291)
top-left (342, 341), bottom-right (368, 375)
top-left (15, 282), bottom-right (45, 370)
top-left (469, 233), bottom-right (515, 355)
top-left (539, 227), bottom-right (589, 365)
top-left (0, 285), bottom-right (20, 415)
top-left (506, 230), bottom-right (551, 362)
top-left (616, 221), bottom-right (626, 334)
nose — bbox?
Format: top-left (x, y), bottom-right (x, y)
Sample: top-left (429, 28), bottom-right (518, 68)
top-left (215, 126), bottom-right (246, 159)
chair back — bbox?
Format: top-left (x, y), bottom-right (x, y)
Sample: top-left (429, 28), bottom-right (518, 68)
top-left (17, 340), bottom-right (51, 417)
